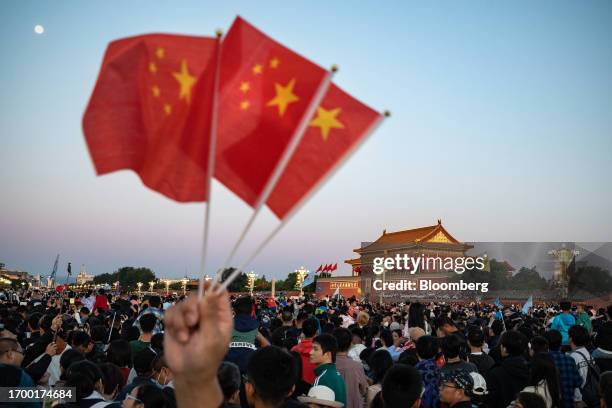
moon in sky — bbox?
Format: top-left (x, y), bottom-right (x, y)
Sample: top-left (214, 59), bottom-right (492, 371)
top-left (34, 25), bottom-right (44, 34)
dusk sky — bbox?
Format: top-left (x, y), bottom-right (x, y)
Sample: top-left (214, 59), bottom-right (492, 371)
top-left (1, 1), bottom-right (611, 281)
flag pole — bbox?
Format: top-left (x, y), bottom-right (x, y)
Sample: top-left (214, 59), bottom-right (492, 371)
top-left (218, 110), bottom-right (390, 292)
top-left (198, 30), bottom-right (223, 299)
top-left (217, 66), bottom-right (337, 281)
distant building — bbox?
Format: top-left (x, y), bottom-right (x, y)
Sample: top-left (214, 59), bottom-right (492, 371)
top-left (76, 271), bottom-right (95, 285)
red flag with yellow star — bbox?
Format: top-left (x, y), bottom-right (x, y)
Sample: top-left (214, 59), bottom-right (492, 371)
top-left (266, 83), bottom-right (382, 219)
top-left (214, 16), bottom-right (329, 208)
top-left (83, 34), bottom-right (218, 201)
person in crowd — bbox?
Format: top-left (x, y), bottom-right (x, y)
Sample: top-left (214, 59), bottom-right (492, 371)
top-left (134, 295), bottom-right (164, 335)
top-left (600, 371), bottom-right (612, 408)
top-left (365, 349), bottom-right (392, 408)
top-left (441, 333), bottom-right (477, 375)
top-left (575, 304), bottom-right (593, 334)
top-left (544, 330), bottom-right (583, 408)
top-left (439, 369), bottom-right (486, 408)
top-left (467, 327), bottom-right (495, 375)
top-left (117, 347), bottom-right (158, 402)
top-left (380, 364), bottom-right (423, 408)
top-left (93, 288), bottom-right (110, 313)
top-left (292, 317), bottom-right (318, 385)
top-left (298, 385), bottom-right (344, 408)
top-left (62, 360), bottom-right (108, 408)
top-left (310, 333), bottom-right (347, 406)
top-left (508, 392), bottom-right (548, 408)
top-left (521, 352), bottom-right (562, 408)
top-left (225, 296), bottom-right (260, 374)
top-left (217, 361), bottom-right (241, 408)
top-left (122, 383), bottom-right (175, 408)
top-left (0, 337), bottom-right (37, 387)
top-left (129, 313), bottom-right (156, 358)
top-left (98, 362), bottom-right (125, 404)
top-left (592, 321), bottom-right (612, 372)
top-left (529, 336), bottom-right (550, 356)
top-left (332, 328), bottom-right (368, 408)
top-left (107, 339), bottom-right (132, 384)
top-left (347, 327), bottom-right (366, 363)
top-left (415, 335), bottom-right (441, 408)
top-left (485, 330), bottom-right (529, 407)
top-left (551, 301), bottom-right (576, 347)
top-left (243, 346), bottom-right (298, 408)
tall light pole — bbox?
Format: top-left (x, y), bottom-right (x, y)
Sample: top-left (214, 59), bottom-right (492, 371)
top-left (246, 271), bottom-right (257, 296)
top-left (295, 266), bottom-right (308, 297)
top-left (181, 277), bottom-right (188, 295)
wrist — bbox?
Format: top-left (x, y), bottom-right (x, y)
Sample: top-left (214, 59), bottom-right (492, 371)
top-left (175, 376), bottom-right (223, 408)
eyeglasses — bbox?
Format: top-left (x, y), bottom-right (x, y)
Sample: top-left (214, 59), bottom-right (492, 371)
top-left (124, 394), bottom-right (142, 404)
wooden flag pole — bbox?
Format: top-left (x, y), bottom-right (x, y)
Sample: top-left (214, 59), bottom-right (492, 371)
top-left (216, 66), bottom-right (337, 284)
top-left (198, 30), bottom-right (224, 299)
top-left (218, 110), bottom-right (390, 292)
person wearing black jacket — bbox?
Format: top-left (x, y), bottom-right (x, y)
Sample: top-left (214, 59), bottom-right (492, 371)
top-left (485, 330), bottom-right (530, 407)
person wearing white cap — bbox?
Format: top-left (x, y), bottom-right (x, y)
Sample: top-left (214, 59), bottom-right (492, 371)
top-left (298, 385), bottom-right (344, 408)
top-left (440, 369), bottom-right (487, 407)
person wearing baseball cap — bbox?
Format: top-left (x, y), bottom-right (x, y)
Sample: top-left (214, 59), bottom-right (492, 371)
top-left (298, 385), bottom-right (344, 408)
top-left (440, 369), bottom-right (487, 407)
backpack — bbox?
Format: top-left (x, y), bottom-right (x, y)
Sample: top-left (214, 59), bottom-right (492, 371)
top-left (575, 350), bottom-right (601, 408)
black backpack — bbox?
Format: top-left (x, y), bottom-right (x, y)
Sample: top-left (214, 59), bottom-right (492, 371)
top-left (575, 350), bottom-right (601, 408)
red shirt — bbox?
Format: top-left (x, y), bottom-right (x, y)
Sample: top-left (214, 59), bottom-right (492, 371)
top-left (291, 338), bottom-right (316, 385)
top-left (93, 294), bottom-right (109, 312)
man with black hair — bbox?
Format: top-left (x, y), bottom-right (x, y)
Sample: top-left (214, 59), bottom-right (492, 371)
top-left (22, 312), bottom-right (42, 348)
top-left (134, 294), bottom-right (164, 334)
top-left (569, 324), bottom-right (599, 407)
top-left (244, 346), bottom-right (298, 408)
top-left (467, 328), bottom-right (494, 375)
top-left (130, 312), bottom-right (156, 357)
top-left (272, 308), bottom-right (298, 347)
top-left (381, 364), bottom-right (422, 408)
top-left (225, 296), bottom-right (262, 374)
top-left (545, 329), bottom-right (583, 408)
top-left (416, 336), bottom-right (440, 408)
top-left (485, 330), bottom-right (529, 407)
top-left (333, 327), bottom-right (368, 408)
top-left (593, 321), bottom-right (612, 372)
top-left (552, 301), bottom-right (576, 347)
top-left (441, 333), bottom-right (477, 375)
top-left (71, 330), bottom-right (93, 355)
top-left (117, 347), bottom-right (158, 401)
top-left (310, 334), bottom-right (346, 406)
top-left (487, 320), bottom-right (504, 349)
top-left (292, 317), bottom-right (318, 384)
top-left (218, 361), bottom-right (241, 408)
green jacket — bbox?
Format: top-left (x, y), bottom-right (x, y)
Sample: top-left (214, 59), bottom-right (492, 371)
top-left (576, 311), bottom-right (593, 333)
top-left (313, 363), bottom-right (347, 406)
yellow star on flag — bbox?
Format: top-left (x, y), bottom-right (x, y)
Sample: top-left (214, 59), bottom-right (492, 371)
top-left (240, 100), bottom-right (250, 110)
top-left (151, 85), bottom-right (160, 98)
top-left (252, 64), bottom-right (263, 75)
top-left (240, 81), bottom-right (250, 93)
top-left (156, 47), bottom-right (165, 59)
top-left (269, 58), bottom-right (280, 68)
top-left (172, 59), bottom-right (197, 104)
top-left (164, 104), bottom-right (172, 115)
top-left (149, 62), bottom-right (157, 73)
top-left (310, 107), bottom-right (344, 140)
top-left (266, 78), bottom-right (299, 117)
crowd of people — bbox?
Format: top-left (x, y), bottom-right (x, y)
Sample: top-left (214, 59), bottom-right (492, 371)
top-left (1, 284), bottom-right (611, 408)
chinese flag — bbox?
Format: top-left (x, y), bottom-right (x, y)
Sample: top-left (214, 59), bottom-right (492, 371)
top-left (83, 34), bottom-right (219, 202)
top-left (266, 83), bottom-right (382, 219)
top-left (316, 264), bottom-right (322, 273)
top-left (215, 16), bottom-right (329, 208)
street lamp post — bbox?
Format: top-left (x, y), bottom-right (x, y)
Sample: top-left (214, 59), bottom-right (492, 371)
top-left (181, 277), bottom-right (188, 295)
top-left (246, 271), bottom-right (257, 296)
top-left (294, 266), bottom-right (309, 297)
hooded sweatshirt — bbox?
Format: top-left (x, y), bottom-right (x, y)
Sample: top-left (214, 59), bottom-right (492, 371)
top-left (224, 314), bottom-right (259, 374)
top-left (485, 355), bottom-right (529, 408)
